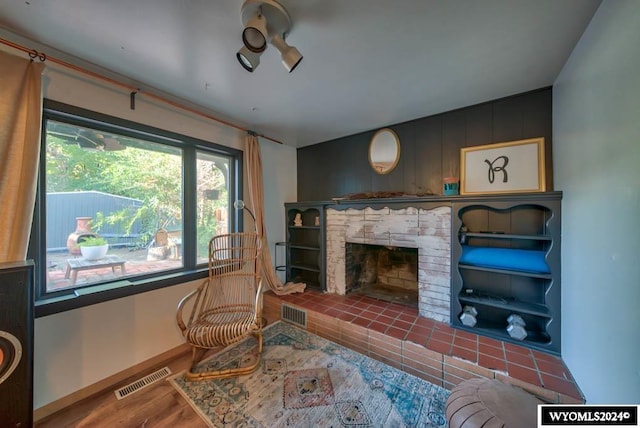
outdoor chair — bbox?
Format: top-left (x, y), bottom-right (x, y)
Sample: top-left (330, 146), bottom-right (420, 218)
top-left (176, 232), bottom-right (263, 380)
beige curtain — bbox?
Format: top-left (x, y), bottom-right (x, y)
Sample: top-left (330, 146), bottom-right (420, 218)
top-left (246, 133), bottom-right (305, 295)
top-left (0, 51), bottom-right (45, 263)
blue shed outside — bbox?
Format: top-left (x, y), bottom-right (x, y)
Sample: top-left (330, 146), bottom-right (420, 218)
top-left (47, 191), bottom-right (145, 251)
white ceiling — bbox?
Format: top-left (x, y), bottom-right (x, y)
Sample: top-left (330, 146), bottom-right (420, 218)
top-left (0, 0), bottom-right (601, 147)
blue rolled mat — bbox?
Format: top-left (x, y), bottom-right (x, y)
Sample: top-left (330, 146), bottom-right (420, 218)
top-left (460, 245), bottom-right (550, 274)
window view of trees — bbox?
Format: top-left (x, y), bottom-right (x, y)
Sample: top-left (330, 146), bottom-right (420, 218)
top-left (43, 117), bottom-right (232, 293)
top-left (46, 122), bottom-right (184, 244)
top-left (196, 152), bottom-right (230, 262)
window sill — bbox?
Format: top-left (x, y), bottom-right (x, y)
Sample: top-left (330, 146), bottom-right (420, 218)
top-left (35, 269), bottom-right (207, 318)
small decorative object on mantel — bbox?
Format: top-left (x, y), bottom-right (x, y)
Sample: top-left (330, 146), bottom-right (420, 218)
top-left (314, 216), bottom-right (320, 226)
top-left (460, 137), bottom-right (546, 195)
top-left (293, 213), bottom-right (302, 227)
top-left (443, 177), bottom-right (459, 196)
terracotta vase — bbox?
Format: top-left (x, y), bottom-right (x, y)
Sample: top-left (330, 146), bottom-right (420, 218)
top-left (66, 217), bottom-right (96, 255)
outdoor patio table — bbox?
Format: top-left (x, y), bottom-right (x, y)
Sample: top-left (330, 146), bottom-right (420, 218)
top-left (65, 255), bottom-right (127, 286)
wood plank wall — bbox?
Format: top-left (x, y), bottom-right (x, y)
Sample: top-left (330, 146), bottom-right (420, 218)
top-left (297, 87), bottom-right (552, 202)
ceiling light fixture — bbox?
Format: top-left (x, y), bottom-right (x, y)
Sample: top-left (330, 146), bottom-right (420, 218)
top-left (237, 45), bottom-right (262, 72)
top-left (237, 0), bottom-right (303, 73)
top-left (269, 33), bottom-right (302, 72)
top-left (242, 11), bottom-right (268, 53)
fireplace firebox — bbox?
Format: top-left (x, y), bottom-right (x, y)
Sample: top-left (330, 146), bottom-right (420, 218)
top-left (345, 242), bottom-right (418, 308)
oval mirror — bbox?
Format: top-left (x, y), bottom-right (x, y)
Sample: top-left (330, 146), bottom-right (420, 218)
top-left (369, 128), bottom-right (400, 174)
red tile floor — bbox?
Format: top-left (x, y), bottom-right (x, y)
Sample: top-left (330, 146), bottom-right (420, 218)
top-left (264, 289), bottom-right (584, 404)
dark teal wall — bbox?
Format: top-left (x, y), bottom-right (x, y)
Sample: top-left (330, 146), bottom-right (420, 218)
top-left (297, 87), bottom-right (552, 201)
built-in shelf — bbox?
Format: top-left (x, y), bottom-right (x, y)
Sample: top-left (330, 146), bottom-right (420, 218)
top-left (459, 292), bottom-right (551, 318)
top-left (289, 244), bottom-right (320, 251)
top-left (289, 263), bottom-right (321, 272)
top-left (461, 232), bottom-right (552, 241)
top-left (451, 192), bottom-right (562, 355)
top-left (285, 202), bottom-right (327, 292)
top-left (458, 264), bottom-right (553, 279)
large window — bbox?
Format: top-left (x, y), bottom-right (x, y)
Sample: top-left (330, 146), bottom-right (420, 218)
top-left (32, 100), bottom-right (242, 314)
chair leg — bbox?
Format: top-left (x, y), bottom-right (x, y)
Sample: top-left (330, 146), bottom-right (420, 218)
top-left (255, 330), bottom-right (263, 354)
top-left (191, 347), bottom-right (208, 367)
top-left (185, 331), bottom-right (263, 381)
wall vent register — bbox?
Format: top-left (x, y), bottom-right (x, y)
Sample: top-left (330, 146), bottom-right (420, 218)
top-left (114, 366), bottom-right (172, 400)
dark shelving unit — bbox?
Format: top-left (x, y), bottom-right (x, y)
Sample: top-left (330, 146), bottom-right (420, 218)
top-left (284, 202), bottom-right (327, 291)
top-left (451, 192), bottom-right (562, 354)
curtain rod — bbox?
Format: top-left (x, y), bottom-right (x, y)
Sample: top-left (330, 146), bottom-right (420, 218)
top-left (0, 36), bottom-right (283, 145)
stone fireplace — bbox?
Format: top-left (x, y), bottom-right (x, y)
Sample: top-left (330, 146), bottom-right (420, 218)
top-left (326, 206), bottom-right (451, 323)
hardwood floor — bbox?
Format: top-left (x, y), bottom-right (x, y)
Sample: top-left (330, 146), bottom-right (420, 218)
top-left (36, 351), bottom-right (208, 428)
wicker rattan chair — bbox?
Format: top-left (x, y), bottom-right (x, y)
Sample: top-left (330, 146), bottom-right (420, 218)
top-left (176, 232), bottom-right (263, 380)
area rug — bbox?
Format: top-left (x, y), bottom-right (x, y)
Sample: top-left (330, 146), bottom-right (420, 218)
top-left (168, 321), bottom-right (450, 427)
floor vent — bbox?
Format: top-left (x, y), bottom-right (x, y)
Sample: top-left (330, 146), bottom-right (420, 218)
top-left (281, 303), bottom-right (307, 328)
top-left (114, 366), bottom-right (172, 400)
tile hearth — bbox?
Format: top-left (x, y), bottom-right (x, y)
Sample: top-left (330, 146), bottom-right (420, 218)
top-left (263, 289), bottom-right (583, 404)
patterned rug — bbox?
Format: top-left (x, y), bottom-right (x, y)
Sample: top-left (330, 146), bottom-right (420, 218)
top-left (168, 321), bottom-right (450, 427)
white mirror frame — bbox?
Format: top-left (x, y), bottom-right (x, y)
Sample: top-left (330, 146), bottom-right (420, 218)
top-left (369, 128), bottom-right (400, 175)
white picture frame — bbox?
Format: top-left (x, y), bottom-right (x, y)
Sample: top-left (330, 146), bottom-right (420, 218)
top-left (460, 137), bottom-right (546, 195)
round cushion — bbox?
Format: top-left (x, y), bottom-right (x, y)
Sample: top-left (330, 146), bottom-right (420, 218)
top-left (446, 378), bottom-right (543, 428)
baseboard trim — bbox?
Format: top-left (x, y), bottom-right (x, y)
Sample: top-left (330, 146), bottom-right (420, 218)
top-left (33, 343), bottom-right (191, 423)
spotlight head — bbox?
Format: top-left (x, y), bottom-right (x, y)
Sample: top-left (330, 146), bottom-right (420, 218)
top-left (270, 33), bottom-right (303, 72)
top-left (236, 46), bottom-right (261, 72)
top-left (280, 44), bottom-right (302, 72)
top-left (242, 12), bottom-right (268, 53)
